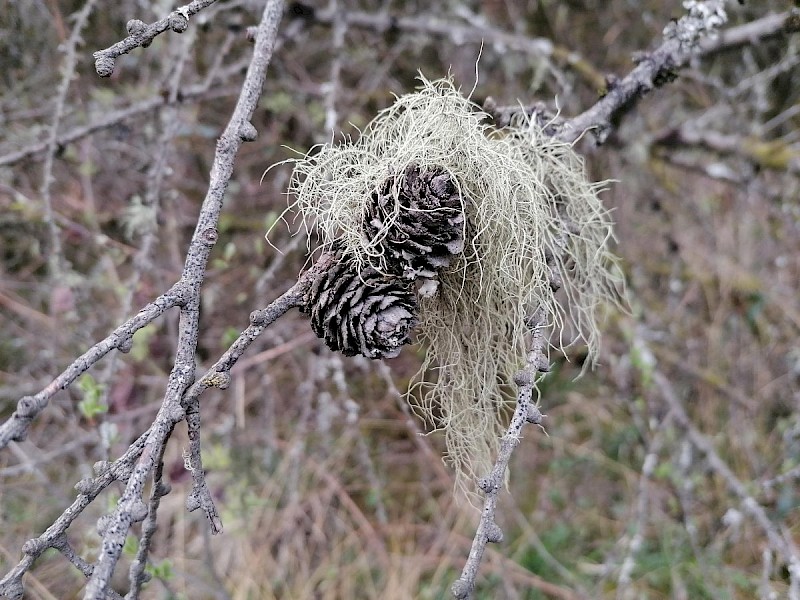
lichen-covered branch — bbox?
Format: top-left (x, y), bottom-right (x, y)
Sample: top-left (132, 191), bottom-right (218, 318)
top-left (558, 0), bottom-right (728, 144)
top-left (485, 7), bottom-right (799, 143)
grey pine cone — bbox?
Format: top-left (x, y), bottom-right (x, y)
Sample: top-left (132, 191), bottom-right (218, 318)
top-left (302, 247), bottom-right (417, 359)
top-left (363, 164), bottom-right (465, 295)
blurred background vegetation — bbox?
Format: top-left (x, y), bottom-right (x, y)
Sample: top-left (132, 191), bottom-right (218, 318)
top-left (1, 1), bottom-right (799, 598)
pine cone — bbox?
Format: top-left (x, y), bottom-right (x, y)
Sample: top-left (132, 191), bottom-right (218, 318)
top-left (363, 164), bottom-right (465, 295)
top-left (302, 247), bottom-right (417, 359)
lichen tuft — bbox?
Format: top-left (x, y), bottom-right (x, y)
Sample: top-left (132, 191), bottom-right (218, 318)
top-left (281, 76), bottom-right (624, 494)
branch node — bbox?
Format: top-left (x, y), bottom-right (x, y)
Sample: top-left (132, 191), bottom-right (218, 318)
top-left (96, 514), bottom-right (113, 537)
top-left (200, 227), bottom-right (218, 246)
top-left (525, 406), bottom-right (544, 425)
top-left (117, 334), bottom-right (134, 354)
top-left (21, 538), bottom-right (45, 557)
top-left (156, 481), bottom-right (172, 496)
top-left (126, 19), bottom-right (146, 36)
top-left (93, 460), bottom-right (112, 476)
top-left (94, 55), bottom-right (115, 78)
top-left (239, 121), bottom-right (258, 142)
top-left (513, 370), bottom-right (535, 387)
top-left (130, 499), bottom-right (148, 523)
top-left (451, 578), bottom-right (470, 599)
top-left (168, 404), bottom-right (186, 423)
top-left (535, 356), bottom-right (551, 373)
top-left (75, 477), bottom-right (95, 494)
top-left (477, 477), bottom-right (496, 493)
top-left (17, 396), bottom-right (39, 418)
top-left (485, 522), bottom-right (504, 543)
top-left (185, 492), bottom-right (201, 512)
top-left (169, 11), bottom-right (190, 33)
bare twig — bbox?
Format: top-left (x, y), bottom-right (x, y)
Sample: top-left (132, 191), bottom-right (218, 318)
top-left (307, 5), bottom-right (605, 90)
top-left (450, 308), bottom-right (549, 600)
top-left (0, 283), bottom-right (187, 449)
top-left (700, 8), bottom-right (800, 55)
top-left (39, 0), bottom-right (98, 279)
top-left (652, 125), bottom-right (800, 174)
top-left (83, 3), bottom-right (285, 597)
top-left (615, 411), bottom-right (674, 596)
top-left (322, 0), bottom-right (346, 135)
top-left (125, 441), bottom-right (170, 599)
top-left (0, 77), bottom-right (246, 168)
top-left (92, 0), bottom-right (221, 77)
top-left (653, 370), bottom-right (800, 572)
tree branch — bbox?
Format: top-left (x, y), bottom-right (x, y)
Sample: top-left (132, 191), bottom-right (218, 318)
top-left (451, 307), bottom-right (550, 600)
top-left (0, 283), bottom-right (187, 449)
top-left (484, 8), bottom-right (799, 143)
top-left (83, 2), bottom-right (285, 597)
top-left (92, 0), bottom-right (221, 77)
top-left (39, 0), bottom-right (98, 279)
top-left (303, 4), bottom-right (605, 90)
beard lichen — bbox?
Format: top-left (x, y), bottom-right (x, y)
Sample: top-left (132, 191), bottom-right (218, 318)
top-left (284, 76), bottom-right (623, 493)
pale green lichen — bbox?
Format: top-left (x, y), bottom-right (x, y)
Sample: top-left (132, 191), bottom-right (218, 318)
top-left (282, 76), bottom-right (624, 493)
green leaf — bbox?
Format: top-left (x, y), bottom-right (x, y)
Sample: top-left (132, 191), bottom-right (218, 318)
top-left (146, 559), bottom-right (174, 581)
top-left (131, 325), bottom-right (157, 363)
top-left (123, 535), bottom-right (139, 557)
top-left (77, 374), bottom-right (107, 419)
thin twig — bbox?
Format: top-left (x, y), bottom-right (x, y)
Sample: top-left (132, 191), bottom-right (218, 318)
top-left (653, 370), bottom-right (800, 571)
top-left (451, 308), bottom-right (549, 599)
top-left (615, 411), bottom-right (674, 596)
top-left (125, 441), bottom-right (171, 599)
top-left (39, 0), bottom-right (98, 279)
top-left (0, 283), bottom-right (187, 449)
top-left (0, 81), bottom-right (242, 168)
top-left (83, 3), bottom-right (285, 597)
top-left (92, 0), bottom-right (220, 77)
top-left (322, 0), bottom-right (346, 135)
top-left (307, 6), bottom-right (605, 90)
